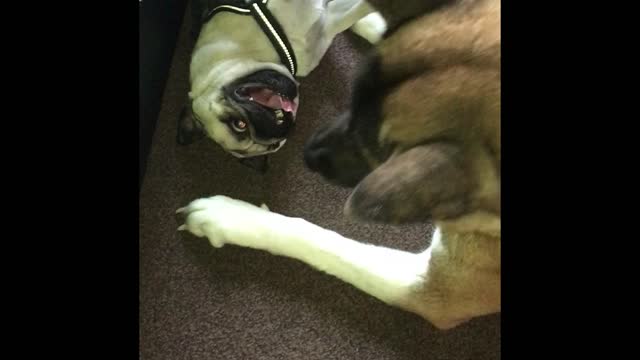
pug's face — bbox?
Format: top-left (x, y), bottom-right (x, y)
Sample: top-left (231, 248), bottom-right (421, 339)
top-left (304, 0), bottom-right (500, 224)
top-left (178, 69), bottom-right (299, 159)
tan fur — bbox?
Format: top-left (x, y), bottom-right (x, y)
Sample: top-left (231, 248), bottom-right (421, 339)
top-left (372, 0), bottom-right (501, 328)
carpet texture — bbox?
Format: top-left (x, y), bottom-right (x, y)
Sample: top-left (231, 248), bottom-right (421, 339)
top-left (139, 3), bottom-right (500, 359)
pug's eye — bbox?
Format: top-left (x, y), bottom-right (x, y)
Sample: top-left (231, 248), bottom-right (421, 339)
top-left (230, 119), bottom-right (248, 133)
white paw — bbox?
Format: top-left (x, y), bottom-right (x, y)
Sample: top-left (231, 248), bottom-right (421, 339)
top-left (177, 195), bottom-right (269, 248)
top-left (351, 12), bottom-right (387, 44)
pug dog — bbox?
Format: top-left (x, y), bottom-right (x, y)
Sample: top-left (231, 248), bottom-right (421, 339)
top-left (178, 0), bottom-right (500, 330)
top-left (177, 0), bottom-right (387, 171)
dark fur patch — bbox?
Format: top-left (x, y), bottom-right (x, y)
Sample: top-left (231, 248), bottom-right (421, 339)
top-left (304, 53), bottom-right (391, 187)
top-left (304, 52), bottom-right (390, 187)
top-left (304, 112), bottom-right (370, 187)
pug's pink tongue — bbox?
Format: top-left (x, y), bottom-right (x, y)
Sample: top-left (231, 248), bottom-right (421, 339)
top-left (248, 88), bottom-right (298, 115)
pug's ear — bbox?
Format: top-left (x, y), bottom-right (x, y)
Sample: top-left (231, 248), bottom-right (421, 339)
top-left (177, 105), bottom-right (206, 145)
top-left (344, 142), bottom-right (471, 224)
top-left (238, 155), bottom-right (269, 173)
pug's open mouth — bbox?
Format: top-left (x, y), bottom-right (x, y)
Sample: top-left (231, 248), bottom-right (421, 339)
top-left (234, 84), bottom-right (298, 116)
top-left (218, 70), bottom-right (299, 157)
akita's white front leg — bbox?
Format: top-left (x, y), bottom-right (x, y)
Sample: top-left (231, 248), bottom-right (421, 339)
top-left (177, 195), bottom-right (428, 307)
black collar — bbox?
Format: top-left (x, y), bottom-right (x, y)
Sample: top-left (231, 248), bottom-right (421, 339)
top-left (200, 0), bottom-right (298, 76)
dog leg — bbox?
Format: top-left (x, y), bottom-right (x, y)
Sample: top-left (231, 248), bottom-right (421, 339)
top-left (177, 195), bottom-right (428, 311)
top-left (350, 12), bottom-right (387, 44)
top-left (325, 0), bottom-right (383, 42)
top-left (177, 195), bottom-right (497, 329)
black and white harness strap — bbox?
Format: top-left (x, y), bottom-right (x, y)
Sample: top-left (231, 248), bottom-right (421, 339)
top-left (202, 0), bottom-right (298, 76)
